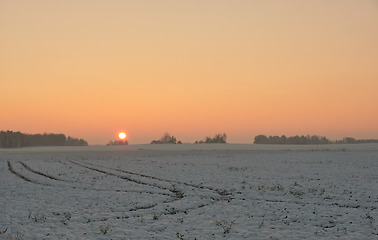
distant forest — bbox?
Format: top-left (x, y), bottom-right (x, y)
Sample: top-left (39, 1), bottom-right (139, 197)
top-left (254, 135), bottom-right (378, 145)
top-left (195, 133), bottom-right (227, 144)
top-left (151, 133), bottom-right (182, 144)
top-left (0, 130), bottom-right (88, 148)
top-left (335, 137), bottom-right (378, 144)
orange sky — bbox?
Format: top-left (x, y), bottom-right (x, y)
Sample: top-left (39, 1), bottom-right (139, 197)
top-left (1, 1), bottom-right (377, 144)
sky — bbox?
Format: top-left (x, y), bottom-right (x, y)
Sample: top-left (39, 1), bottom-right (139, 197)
top-left (1, 0), bottom-right (378, 145)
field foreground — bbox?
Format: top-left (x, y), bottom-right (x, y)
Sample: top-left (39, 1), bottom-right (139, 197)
top-left (1, 144), bottom-right (377, 239)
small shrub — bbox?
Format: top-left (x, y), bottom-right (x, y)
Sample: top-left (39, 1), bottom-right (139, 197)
top-left (99, 223), bottom-right (110, 235)
top-left (6, 227), bottom-right (24, 240)
top-left (60, 212), bottom-right (71, 225)
top-left (0, 228), bottom-right (7, 235)
top-left (289, 188), bottom-right (305, 197)
top-left (153, 213), bottom-right (159, 220)
top-left (176, 232), bottom-right (184, 239)
top-left (8, 232), bottom-right (24, 240)
top-left (28, 210), bottom-right (46, 222)
top-left (215, 220), bottom-right (235, 235)
top-left (258, 219), bottom-right (264, 228)
top-left (258, 184), bottom-right (284, 191)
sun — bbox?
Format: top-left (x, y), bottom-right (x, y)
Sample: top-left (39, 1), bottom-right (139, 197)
top-left (118, 132), bottom-right (127, 140)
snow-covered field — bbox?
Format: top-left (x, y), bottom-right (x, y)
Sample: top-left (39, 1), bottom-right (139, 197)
top-left (1, 144), bottom-right (377, 239)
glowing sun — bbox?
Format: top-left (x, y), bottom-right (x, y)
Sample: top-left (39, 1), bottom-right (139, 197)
top-left (118, 132), bottom-right (127, 140)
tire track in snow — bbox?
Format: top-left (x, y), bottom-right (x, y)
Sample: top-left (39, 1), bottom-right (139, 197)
top-left (70, 161), bottom-right (186, 213)
top-left (19, 161), bottom-right (68, 182)
top-left (17, 160), bottom-right (172, 198)
top-left (70, 161), bottom-right (178, 196)
top-left (7, 161), bottom-right (33, 183)
top-left (82, 160), bottom-right (231, 197)
top-left (69, 160), bottom-right (232, 218)
top-left (72, 160), bottom-right (226, 199)
top-left (5, 160), bottom-right (176, 224)
top-left (7, 161), bottom-right (49, 186)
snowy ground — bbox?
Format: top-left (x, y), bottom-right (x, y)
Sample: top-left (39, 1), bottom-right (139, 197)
top-left (0, 144), bottom-right (377, 239)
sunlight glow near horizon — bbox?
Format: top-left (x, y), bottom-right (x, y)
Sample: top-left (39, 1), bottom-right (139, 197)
top-left (1, 1), bottom-right (377, 144)
top-left (118, 132), bottom-right (126, 140)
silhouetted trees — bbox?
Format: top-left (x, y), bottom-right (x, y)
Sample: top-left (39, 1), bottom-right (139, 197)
top-left (253, 135), bottom-right (331, 145)
top-left (107, 140), bottom-right (129, 146)
top-left (336, 137), bottom-right (378, 144)
top-left (0, 130), bottom-right (88, 148)
top-left (195, 133), bottom-right (227, 144)
top-left (151, 132), bottom-right (182, 144)
top-left (254, 134), bottom-right (378, 145)
top-left (65, 136), bottom-right (88, 146)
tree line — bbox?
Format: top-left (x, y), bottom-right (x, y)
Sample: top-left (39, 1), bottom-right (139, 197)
top-left (150, 133), bottom-right (227, 144)
top-left (0, 130), bottom-right (88, 148)
top-left (254, 134), bottom-right (378, 145)
top-left (150, 133), bottom-right (378, 145)
top-left (151, 132), bottom-right (182, 144)
top-left (335, 137), bottom-right (378, 144)
top-left (195, 133), bottom-right (227, 144)
top-left (254, 135), bottom-right (331, 144)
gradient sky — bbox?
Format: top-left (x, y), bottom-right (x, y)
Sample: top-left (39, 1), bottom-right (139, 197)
top-left (1, 1), bottom-right (377, 144)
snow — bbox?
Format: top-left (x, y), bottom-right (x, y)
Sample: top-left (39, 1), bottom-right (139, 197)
top-left (1, 144), bottom-right (377, 239)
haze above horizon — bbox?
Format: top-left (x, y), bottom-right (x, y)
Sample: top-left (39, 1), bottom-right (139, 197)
top-left (1, 1), bottom-right (377, 145)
